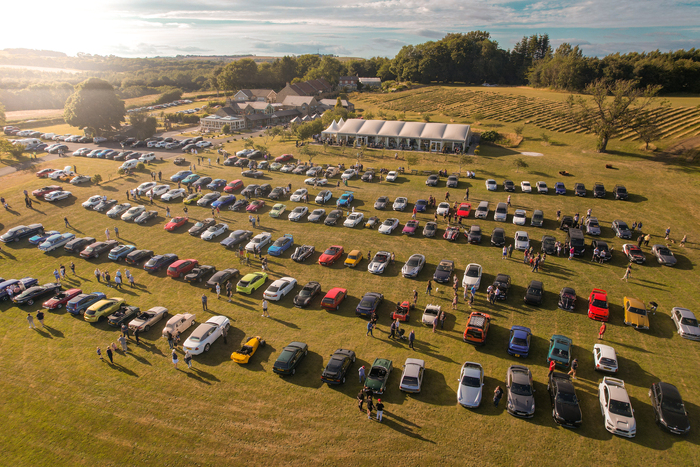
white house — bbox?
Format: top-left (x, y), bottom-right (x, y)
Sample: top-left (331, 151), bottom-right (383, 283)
top-left (199, 115), bottom-right (246, 133)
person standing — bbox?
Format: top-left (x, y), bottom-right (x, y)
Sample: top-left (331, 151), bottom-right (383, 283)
top-left (114, 274), bottom-right (122, 289)
top-left (366, 320), bottom-right (374, 337)
top-left (261, 298), bottom-right (269, 317)
top-left (70, 261), bottom-right (75, 275)
top-left (507, 195), bottom-right (511, 207)
top-left (105, 228), bottom-right (110, 240)
top-left (128, 272), bottom-right (135, 288)
top-left (216, 283), bottom-right (221, 300)
top-left (548, 359), bottom-right (556, 377)
top-left (167, 332), bottom-right (174, 350)
top-left (493, 386), bottom-right (504, 407)
top-left (568, 359), bottom-right (578, 380)
top-left (64, 217), bottom-right (71, 228)
top-left (502, 246), bottom-right (507, 259)
top-left (114, 226), bottom-right (119, 238)
top-left (226, 282), bottom-right (233, 303)
top-left (53, 269), bottom-right (61, 284)
top-left (465, 188), bottom-right (469, 201)
top-left (644, 233), bottom-right (651, 246)
top-left (599, 323), bottom-right (607, 340)
top-left (97, 347), bottom-right (103, 361)
top-left (36, 310), bottom-right (45, 328)
top-left (118, 334), bottom-right (128, 353)
top-left (568, 247), bottom-right (574, 261)
top-left (451, 294), bottom-right (458, 310)
top-left (432, 316), bottom-right (438, 333)
top-left (426, 280), bottom-right (432, 296)
top-left (388, 320), bottom-right (396, 340)
top-left (106, 346), bottom-right (114, 364)
top-left (359, 365), bottom-right (366, 384)
top-left (172, 349), bottom-right (179, 369)
top-left (621, 264), bottom-right (632, 282)
top-left (166, 207), bottom-right (170, 218)
top-left (408, 329), bottom-right (415, 349)
top-left (413, 289), bottom-right (418, 307)
top-left (121, 323), bottom-right (129, 339)
top-left (184, 350), bottom-right (192, 369)
top-left (201, 294), bottom-right (208, 311)
top-left (665, 227), bottom-right (671, 240)
top-left (134, 328), bottom-right (141, 345)
top-left (366, 397), bottom-right (374, 420)
top-left (508, 244), bottom-right (513, 258)
top-left (376, 399), bottom-right (384, 422)
top-left (27, 313), bottom-right (36, 329)
top-left (439, 310), bottom-right (447, 328)
top-left (357, 390), bottom-right (365, 412)
top-left (681, 234), bottom-right (687, 247)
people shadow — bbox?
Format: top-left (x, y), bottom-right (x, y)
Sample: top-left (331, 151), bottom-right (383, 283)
top-left (128, 352), bottom-right (152, 366)
top-left (269, 317), bottom-right (299, 329)
top-left (380, 414), bottom-right (435, 443)
top-left (110, 362), bottom-right (138, 377)
top-left (34, 327), bottom-right (53, 338)
top-left (45, 325), bottom-right (64, 338)
top-left (1, 250), bottom-right (17, 260)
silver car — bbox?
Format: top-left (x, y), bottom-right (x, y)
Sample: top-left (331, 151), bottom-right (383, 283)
top-left (401, 254), bottom-right (426, 278)
top-left (392, 197), bottom-right (408, 211)
top-left (457, 362), bottom-right (484, 408)
top-left (586, 217), bottom-right (601, 236)
top-left (399, 358), bottom-right (425, 393)
top-left (651, 244), bottom-right (677, 266)
top-left (671, 307), bottom-right (700, 340)
top-left (494, 202), bottom-right (508, 222)
top-left (368, 251), bottom-right (391, 274)
top-left (506, 365), bottom-right (535, 418)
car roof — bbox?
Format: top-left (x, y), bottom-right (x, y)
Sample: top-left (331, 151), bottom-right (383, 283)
top-left (594, 344), bottom-right (617, 359)
top-left (625, 296), bottom-right (646, 308)
top-left (551, 335), bottom-right (572, 346)
top-left (529, 280), bottom-right (543, 288)
top-left (673, 307), bottom-right (695, 318)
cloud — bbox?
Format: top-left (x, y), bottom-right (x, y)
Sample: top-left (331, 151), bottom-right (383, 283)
top-left (373, 38), bottom-right (407, 48)
top-left (416, 29), bottom-right (445, 39)
top-left (251, 41), bottom-right (351, 56)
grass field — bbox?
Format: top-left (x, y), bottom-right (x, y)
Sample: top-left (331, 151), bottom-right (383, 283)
top-left (2, 94), bottom-right (700, 465)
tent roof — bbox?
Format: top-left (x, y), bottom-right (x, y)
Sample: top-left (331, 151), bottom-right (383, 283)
top-left (420, 123), bottom-right (448, 140)
top-left (398, 122), bottom-right (426, 139)
top-left (336, 119), bottom-right (366, 135)
top-left (322, 120), bottom-right (339, 134)
top-left (377, 120), bottom-right (406, 136)
top-left (290, 117), bottom-right (301, 123)
top-left (442, 124), bottom-right (471, 141)
top-left (356, 120), bottom-right (386, 136)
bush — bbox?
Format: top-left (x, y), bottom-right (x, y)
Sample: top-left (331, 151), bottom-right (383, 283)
top-left (92, 174), bottom-right (103, 184)
top-left (117, 168), bottom-right (125, 175)
top-left (480, 130), bottom-right (500, 142)
top-left (136, 162), bottom-right (146, 171)
top-left (222, 124), bottom-right (230, 134)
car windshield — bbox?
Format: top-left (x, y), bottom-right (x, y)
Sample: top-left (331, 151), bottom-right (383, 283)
top-left (267, 286), bottom-right (280, 292)
top-left (402, 376), bottom-right (419, 386)
top-left (527, 287), bottom-right (542, 296)
top-left (609, 399), bottom-right (633, 417)
top-left (628, 306), bottom-right (647, 316)
top-left (359, 298), bottom-right (374, 308)
top-left (512, 336), bottom-right (528, 346)
top-left (374, 255), bottom-right (388, 263)
top-left (299, 289), bottom-right (311, 297)
top-left (592, 299), bottom-right (608, 309)
top-left (466, 268), bottom-right (479, 277)
top-left (658, 248), bottom-right (671, 255)
top-left (551, 348), bottom-right (568, 359)
top-left (461, 375), bottom-right (480, 387)
top-left (437, 263), bottom-right (452, 271)
top-left (517, 235), bottom-right (527, 241)
top-left (617, 187), bottom-right (627, 193)
top-left (557, 392), bottom-right (578, 405)
top-left (407, 257), bottom-right (420, 266)
top-left (661, 396), bottom-right (686, 414)
top-left (589, 220), bottom-right (599, 227)
top-left (417, 200), bottom-right (426, 206)
top-left (681, 317), bottom-right (699, 327)
top-left (323, 249), bottom-right (337, 255)
top-left (511, 382), bottom-right (532, 396)
top-left (600, 358), bottom-right (617, 366)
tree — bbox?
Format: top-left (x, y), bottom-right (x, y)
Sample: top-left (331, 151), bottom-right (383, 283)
top-left (0, 101), bottom-right (5, 127)
top-left (221, 124), bottom-right (231, 134)
top-left (513, 158), bottom-right (529, 172)
top-left (630, 104), bottom-right (668, 150)
top-left (299, 144), bottom-right (316, 163)
top-left (0, 139), bottom-right (24, 158)
top-left (514, 125), bottom-right (525, 136)
top-left (422, 113), bottom-right (432, 122)
top-left (218, 59), bottom-right (258, 91)
top-left (92, 173), bottom-right (103, 185)
top-left (265, 126), bottom-right (283, 141)
top-left (64, 78), bottom-right (125, 135)
top-left (406, 154), bottom-right (418, 170)
top-left (567, 79), bottom-right (662, 153)
top-left (458, 154), bottom-right (474, 174)
top-left (129, 111), bottom-right (157, 140)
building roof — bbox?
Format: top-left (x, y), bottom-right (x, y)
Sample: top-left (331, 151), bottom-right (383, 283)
top-left (398, 122), bottom-right (426, 139)
top-left (281, 96), bottom-right (316, 107)
top-left (377, 121), bottom-right (406, 136)
top-left (246, 113), bottom-right (271, 121)
top-left (319, 99), bottom-right (350, 107)
top-left (271, 109), bottom-right (302, 118)
top-left (339, 76), bottom-right (359, 82)
top-left (240, 89), bottom-right (275, 98)
top-left (335, 119), bottom-right (471, 142)
top-left (290, 117), bottom-right (302, 124)
top-left (356, 119), bottom-right (386, 136)
top-left (245, 102), bottom-right (272, 110)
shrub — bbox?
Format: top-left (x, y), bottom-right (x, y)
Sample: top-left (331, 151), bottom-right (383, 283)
top-left (136, 162), bottom-right (146, 171)
top-left (222, 124), bottom-right (230, 134)
top-left (481, 130), bottom-right (500, 142)
top-left (117, 168), bottom-right (125, 175)
top-left (92, 174), bottom-right (103, 184)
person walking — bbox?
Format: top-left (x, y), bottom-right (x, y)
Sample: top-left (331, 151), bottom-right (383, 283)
top-left (105, 228), bottom-right (110, 240)
top-left (166, 207), bottom-right (170, 218)
top-left (366, 320), bottom-right (374, 337)
top-left (359, 365), bottom-right (366, 384)
top-left (376, 399), bottom-right (384, 422)
top-left (64, 217), bottom-right (71, 228)
top-left (568, 247), bottom-right (574, 261)
top-left (134, 328), bottom-right (141, 345)
top-left (548, 359), bottom-right (556, 377)
top-left (388, 320), bottom-right (396, 340)
top-left (106, 346), bottom-right (114, 364)
top-left (128, 272), bottom-right (135, 288)
top-left (184, 350), bottom-right (193, 369)
top-left (366, 397), bottom-right (374, 420)
top-left (53, 269), bottom-right (61, 284)
top-left (599, 323), bottom-right (607, 340)
top-left (621, 264), bottom-right (632, 282)
top-left (493, 386), bottom-right (504, 407)
top-left (665, 227), bottom-right (671, 240)
top-left (226, 282), bottom-right (233, 303)
top-left (426, 280), bottom-right (432, 296)
top-left (215, 283), bottom-right (221, 300)
top-left (118, 334), bottom-right (128, 353)
top-left (27, 313), bottom-right (36, 329)
top-left (644, 233), bottom-right (651, 246)
top-left (201, 294), bottom-right (208, 311)
top-left (502, 245), bottom-right (508, 259)
top-left (172, 349), bottom-right (179, 369)
top-left (681, 234), bottom-right (687, 247)
top-left (568, 359), bottom-right (579, 380)
top-left (167, 332), bottom-right (175, 350)
top-left (439, 310), bottom-right (446, 328)
top-left (114, 226), bottom-right (119, 238)
top-left (97, 347), bottom-right (103, 361)
top-left (261, 299), bottom-right (269, 317)
top-left (451, 294), bottom-right (458, 310)
top-left (36, 310), bottom-right (45, 328)
top-left (408, 329), bottom-right (415, 349)
top-left (114, 274), bottom-right (122, 289)
top-left (121, 323), bottom-right (129, 339)
top-left (357, 390), bottom-right (366, 412)
top-left (413, 289), bottom-right (418, 307)
top-left (70, 261), bottom-right (75, 275)
top-left (464, 188), bottom-right (469, 201)
top-left (506, 195), bottom-right (511, 207)
top-left (508, 244), bottom-right (513, 258)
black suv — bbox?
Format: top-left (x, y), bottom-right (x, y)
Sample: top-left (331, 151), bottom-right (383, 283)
top-left (613, 184), bottom-right (628, 200)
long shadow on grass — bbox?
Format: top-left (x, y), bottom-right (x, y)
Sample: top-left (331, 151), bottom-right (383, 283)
top-left (379, 415), bottom-right (436, 443)
top-left (279, 351), bottom-right (324, 389)
top-left (110, 362), bottom-right (138, 377)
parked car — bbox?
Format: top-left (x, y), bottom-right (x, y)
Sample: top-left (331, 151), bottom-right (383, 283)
top-left (463, 312), bottom-right (490, 345)
top-left (524, 280), bottom-right (544, 306)
top-left (167, 259), bottom-right (199, 279)
top-left (457, 362), bottom-right (484, 408)
top-left (263, 277), bottom-right (297, 301)
top-left (399, 358), bottom-right (425, 393)
top-left (318, 245), bottom-right (343, 266)
top-left (368, 251), bottom-right (391, 274)
top-left (107, 305), bottom-right (141, 327)
top-left (66, 292), bottom-right (106, 315)
top-left (220, 230), bottom-right (253, 249)
top-left (548, 373), bottom-right (582, 428)
top-left (598, 377), bottom-right (636, 438)
top-left (623, 244), bottom-right (646, 263)
top-left (321, 287), bottom-right (347, 311)
top-left (364, 358), bottom-right (393, 394)
top-left (462, 263), bottom-right (482, 290)
top-left (671, 307), bottom-right (700, 341)
top-left (42, 288), bottom-right (82, 310)
top-left (236, 272), bottom-right (267, 294)
top-left (80, 240), bottom-right (119, 259)
top-left (612, 220), bottom-right (632, 239)
top-left (651, 244), bottom-right (677, 266)
top-left (649, 382), bottom-right (690, 435)
top-left (321, 349), bottom-right (356, 384)
top-left (206, 268), bottom-right (240, 290)
top-left (548, 335), bottom-right (572, 369)
top-left (1, 224), bottom-right (44, 243)
top-left (507, 326), bottom-right (531, 357)
top-left (143, 254), bottom-right (179, 272)
top-left (588, 288), bottom-right (609, 321)
top-left (184, 265), bottom-right (216, 283)
top-left (593, 344), bottom-right (619, 373)
top-left (293, 281), bottom-right (321, 308)
top-left (182, 316), bottom-right (230, 355)
top-left (506, 365), bottom-right (535, 418)
top-left (355, 292), bottom-right (383, 316)
top-left (433, 259), bottom-right (454, 283)
top-left (291, 244), bottom-right (315, 262)
top-left (558, 287), bottom-right (577, 311)
top-left (402, 254), bottom-right (426, 278)
top-left (623, 296), bottom-right (650, 330)
top-left (125, 249), bottom-right (154, 265)
top-left (230, 335), bottom-right (265, 364)
top-left (273, 342), bottom-right (308, 376)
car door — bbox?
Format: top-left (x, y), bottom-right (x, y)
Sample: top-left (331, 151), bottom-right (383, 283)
top-left (418, 366), bottom-right (424, 390)
top-left (177, 316), bottom-right (187, 333)
top-left (601, 386), bottom-right (610, 416)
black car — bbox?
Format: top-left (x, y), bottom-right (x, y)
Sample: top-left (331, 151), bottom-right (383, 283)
top-left (321, 349), bottom-right (356, 384)
top-left (492, 274), bottom-right (511, 300)
top-left (185, 265), bottom-right (217, 283)
top-left (361, 170), bottom-right (375, 182)
top-left (374, 196), bottom-right (389, 210)
top-left (234, 158), bottom-right (248, 168)
top-left (291, 245), bottom-right (315, 262)
top-left (107, 305), bottom-right (141, 327)
top-left (503, 180), bottom-right (515, 192)
top-left (558, 287), bottom-right (576, 311)
top-left (491, 227), bottom-right (505, 247)
top-left (94, 199), bottom-right (118, 212)
top-left (135, 210), bottom-right (158, 224)
top-left (524, 280), bottom-right (544, 306)
top-left (242, 170), bottom-right (264, 178)
top-left (13, 283), bottom-right (62, 306)
top-left (273, 342), bottom-right (308, 376)
top-left (433, 259), bottom-right (454, 283)
top-left (64, 236), bottom-right (96, 253)
top-left (269, 187), bottom-right (285, 200)
top-left (613, 184), bottom-right (628, 200)
top-left (241, 184), bottom-right (260, 198)
top-left (356, 292), bottom-right (384, 316)
top-left (229, 199), bottom-right (249, 212)
top-left (205, 268), bottom-right (240, 290)
top-left (192, 177), bottom-right (212, 188)
top-left (293, 281), bottom-right (321, 307)
top-left (593, 182), bottom-right (606, 198)
top-left (541, 235), bottom-right (556, 255)
top-left (548, 373), bottom-right (582, 428)
top-left (591, 240), bottom-right (612, 262)
top-left (220, 230), bottom-right (253, 249)
top-left (467, 225), bottom-right (481, 244)
top-left (560, 216), bottom-right (573, 231)
top-left (182, 143), bottom-right (197, 152)
top-left (574, 183), bottom-right (586, 197)
top-left (255, 184), bottom-right (272, 197)
top-left (649, 382), bottom-right (690, 435)
top-left (80, 240), bottom-right (119, 259)
top-left (247, 150), bottom-right (262, 159)
top-left (223, 156), bottom-right (239, 166)
top-left (1, 224), bottom-right (44, 243)
top-left (324, 210), bottom-right (342, 226)
top-left (144, 254), bottom-right (179, 272)
top-left (125, 249), bottom-right (154, 265)
top-left (188, 218), bottom-right (216, 236)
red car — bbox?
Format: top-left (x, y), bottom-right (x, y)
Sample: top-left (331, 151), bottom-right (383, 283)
top-left (42, 288), bottom-right (82, 310)
top-left (391, 300), bottom-right (411, 322)
top-left (36, 168), bottom-right (56, 178)
top-left (275, 154), bottom-right (294, 163)
top-left (319, 245), bottom-right (344, 266)
top-left (164, 216), bottom-right (188, 232)
top-left (167, 259), bottom-right (199, 278)
top-left (456, 203), bottom-right (472, 218)
top-left (246, 200), bottom-right (265, 212)
top-left (402, 220), bottom-right (419, 235)
top-left (443, 226), bottom-right (460, 241)
top-left (32, 185), bottom-right (62, 198)
top-left (224, 179), bottom-right (243, 193)
top-left (321, 287), bottom-right (347, 310)
top-left (588, 288), bottom-right (609, 321)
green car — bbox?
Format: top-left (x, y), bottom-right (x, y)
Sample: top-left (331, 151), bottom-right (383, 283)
top-left (182, 174), bottom-right (200, 184)
top-left (270, 162), bottom-right (283, 171)
top-left (270, 203), bottom-right (287, 218)
top-left (183, 192), bottom-right (203, 205)
top-left (236, 272), bottom-right (268, 294)
top-left (364, 358), bottom-right (393, 395)
top-left (547, 334), bottom-right (572, 369)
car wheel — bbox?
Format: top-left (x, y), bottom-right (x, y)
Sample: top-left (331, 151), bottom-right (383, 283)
top-left (28, 299), bottom-right (34, 306)
top-left (342, 376), bottom-right (346, 384)
top-left (352, 356), bottom-right (356, 362)
top-left (204, 343), bottom-right (211, 352)
top-left (190, 320), bottom-right (195, 325)
top-left (144, 325), bottom-right (150, 332)
top-left (304, 350), bottom-right (308, 356)
top-left (178, 273), bottom-right (182, 279)
top-left (57, 304), bottom-right (62, 309)
top-left (291, 368), bottom-right (296, 375)
top-left (260, 340), bottom-right (266, 347)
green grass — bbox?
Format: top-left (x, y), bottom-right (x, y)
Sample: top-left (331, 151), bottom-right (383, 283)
top-left (1, 112), bottom-right (700, 466)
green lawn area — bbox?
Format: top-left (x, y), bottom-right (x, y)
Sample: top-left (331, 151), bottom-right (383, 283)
top-left (1, 110), bottom-right (699, 465)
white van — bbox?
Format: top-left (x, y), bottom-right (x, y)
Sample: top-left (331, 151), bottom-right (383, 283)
top-left (14, 138), bottom-right (42, 149)
top-left (474, 201), bottom-right (489, 219)
top-left (120, 159), bottom-right (139, 171)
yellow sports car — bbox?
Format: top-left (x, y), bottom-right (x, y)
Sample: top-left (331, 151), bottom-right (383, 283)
top-left (231, 336), bottom-right (266, 363)
top-left (84, 298), bottom-right (126, 323)
top-left (623, 296), bottom-right (650, 330)
top-left (344, 249), bottom-right (363, 267)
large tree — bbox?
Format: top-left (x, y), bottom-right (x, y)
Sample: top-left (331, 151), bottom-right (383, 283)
top-left (0, 100), bottom-right (5, 127)
top-left (129, 111), bottom-right (158, 140)
top-left (217, 59), bottom-right (258, 91)
top-left (64, 78), bottom-right (125, 135)
top-left (567, 79), bottom-right (661, 153)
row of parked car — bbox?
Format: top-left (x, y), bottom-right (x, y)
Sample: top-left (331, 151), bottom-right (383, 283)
top-left (485, 179), bottom-right (629, 199)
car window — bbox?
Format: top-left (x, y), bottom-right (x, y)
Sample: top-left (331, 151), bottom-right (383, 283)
top-left (609, 399), bottom-right (633, 417)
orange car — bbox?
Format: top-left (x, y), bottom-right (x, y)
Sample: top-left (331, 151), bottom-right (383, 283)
top-left (463, 312), bottom-right (491, 345)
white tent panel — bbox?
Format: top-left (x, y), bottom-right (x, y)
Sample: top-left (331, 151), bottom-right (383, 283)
top-left (398, 122), bottom-right (426, 139)
top-left (420, 123), bottom-right (448, 140)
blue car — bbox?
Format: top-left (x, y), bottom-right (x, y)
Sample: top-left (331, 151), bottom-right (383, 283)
top-left (108, 244), bottom-right (136, 261)
top-left (211, 194), bottom-right (236, 209)
top-left (507, 325), bottom-right (532, 358)
top-left (337, 191), bottom-right (355, 208)
top-left (171, 170), bottom-right (193, 182)
top-left (267, 234), bottom-right (293, 257)
top-left (355, 292), bottom-right (384, 316)
top-left (29, 230), bottom-right (60, 245)
top-left (66, 292), bottom-right (107, 315)
top-left (555, 182), bottom-right (566, 195)
top-left (206, 179), bottom-right (227, 191)
top-left (182, 174), bottom-right (201, 184)
top-left (415, 199), bottom-right (428, 212)
top-left (0, 277), bottom-right (39, 300)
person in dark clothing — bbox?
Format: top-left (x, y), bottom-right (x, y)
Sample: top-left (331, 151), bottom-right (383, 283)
top-left (121, 323), bottom-right (129, 338)
top-left (134, 328), bottom-right (140, 345)
top-left (222, 325), bottom-right (228, 344)
top-left (493, 386), bottom-right (504, 407)
top-left (202, 294), bottom-right (208, 311)
top-left (376, 399), bottom-right (385, 422)
top-left (357, 391), bottom-right (365, 412)
top-left (408, 329), bottom-right (415, 349)
top-left (366, 397), bottom-right (374, 420)
top-left (106, 346), bottom-right (114, 364)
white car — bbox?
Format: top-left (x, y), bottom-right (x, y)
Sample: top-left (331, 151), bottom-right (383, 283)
top-left (121, 205), bottom-right (146, 221)
top-left (513, 209), bottom-right (527, 226)
top-left (378, 218), bottom-right (400, 234)
top-left (598, 377), bottom-right (636, 438)
top-left (136, 182), bottom-right (157, 195)
top-left (165, 142), bottom-right (179, 149)
top-left (93, 136), bottom-right (107, 144)
top-left (82, 195), bottom-right (103, 209)
top-left (367, 251), bottom-right (391, 274)
top-left (344, 212), bottom-right (364, 228)
top-left (45, 190), bottom-right (72, 201)
top-left (263, 277), bottom-right (297, 301)
top-left (392, 197), bottom-right (408, 211)
top-left (161, 188), bottom-right (186, 201)
top-left (281, 164), bottom-right (295, 173)
top-left (671, 307), bottom-right (700, 341)
top-left (147, 141), bottom-right (159, 148)
top-left (39, 233), bottom-right (75, 252)
top-left (201, 223), bottom-right (228, 240)
top-left (593, 344), bottom-right (619, 373)
top-left (536, 181), bottom-right (548, 194)
top-left (436, 202), bottom-right (450, 216)
top-left (462, 263), bottom-right (482, 290)
top-left (49, 170), bottom-right (74, 180)
top-left (288, 206), bottom-right (308, 222)
top-left (183, 316), bottom-right (230, 355)
top-left (139, 152), bottom-right (156, 162)
top-left (70, 175), bottom-right (91, 185)
top-left (341, 169), bottom-right (356, 180)
top-left (457, 362), bottom-right (484, 408)
top-left (386, 171), bottom-right (397, 182)
top-left (422, 304), bottom-right (441, 326)
top-left (162, 313), bottom-right (196, 338)
top-left (399, 358), bottom-right (425, 393)
top-left (151, 184), bottom-right (170, 197)
top-left (520, 181), bottom-right (532, 193)
top-left (245, 232), bottom-right (272, 252)
top-left (72, 148), bottom-right (88, 156)
top-left (196, 141), bottom-right (212, 148)
top-left (304, 177), bottom-right (327, 186)
top-left (514, 231), bottom-right (530, 250)
top-left (485, 179), bottom-right (497, 191)
top-left (315, 190), bottom-right (332, 204)
top-left (290, 188), bottom-right (308, 202)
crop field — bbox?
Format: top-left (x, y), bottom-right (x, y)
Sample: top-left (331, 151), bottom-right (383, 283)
top-left (354, 86), bottom-right (700, 143)
top-left (1, 118), bottom-right (700, 466)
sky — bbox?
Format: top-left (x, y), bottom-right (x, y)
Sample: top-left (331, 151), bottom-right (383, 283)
top-left (2, 0), bottom-right (699, 58)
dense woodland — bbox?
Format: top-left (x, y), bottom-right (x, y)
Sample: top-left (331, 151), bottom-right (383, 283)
top-left (1, 32), bottom-right (699, 112)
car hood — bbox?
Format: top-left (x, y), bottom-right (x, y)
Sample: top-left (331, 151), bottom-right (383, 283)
top-left (555, 400), bottom-right (582, 423)
top-left (660, 409), bottom-right (690, 432)
top-left (509, 393), bottom-right (535, 413)
top-left (402, 265), bottom-right (420, 275)
top-left (368, 262), bottom-right (386, 272)
top-left (458, 385), bottom-right (482, 407)
top-left (608, 413), bottom-right (635, 432)
top-left (627, 312), bottom-right (649, 328)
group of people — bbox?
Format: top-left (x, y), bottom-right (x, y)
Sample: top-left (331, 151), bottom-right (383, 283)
top-left (94, 267), bottom-right (133, 288)
top-left (356, 387), bottom-right (385, 422)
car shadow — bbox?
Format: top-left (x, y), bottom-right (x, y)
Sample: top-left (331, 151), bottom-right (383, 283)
top-left (280, 350), bottom-right (323, 389)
